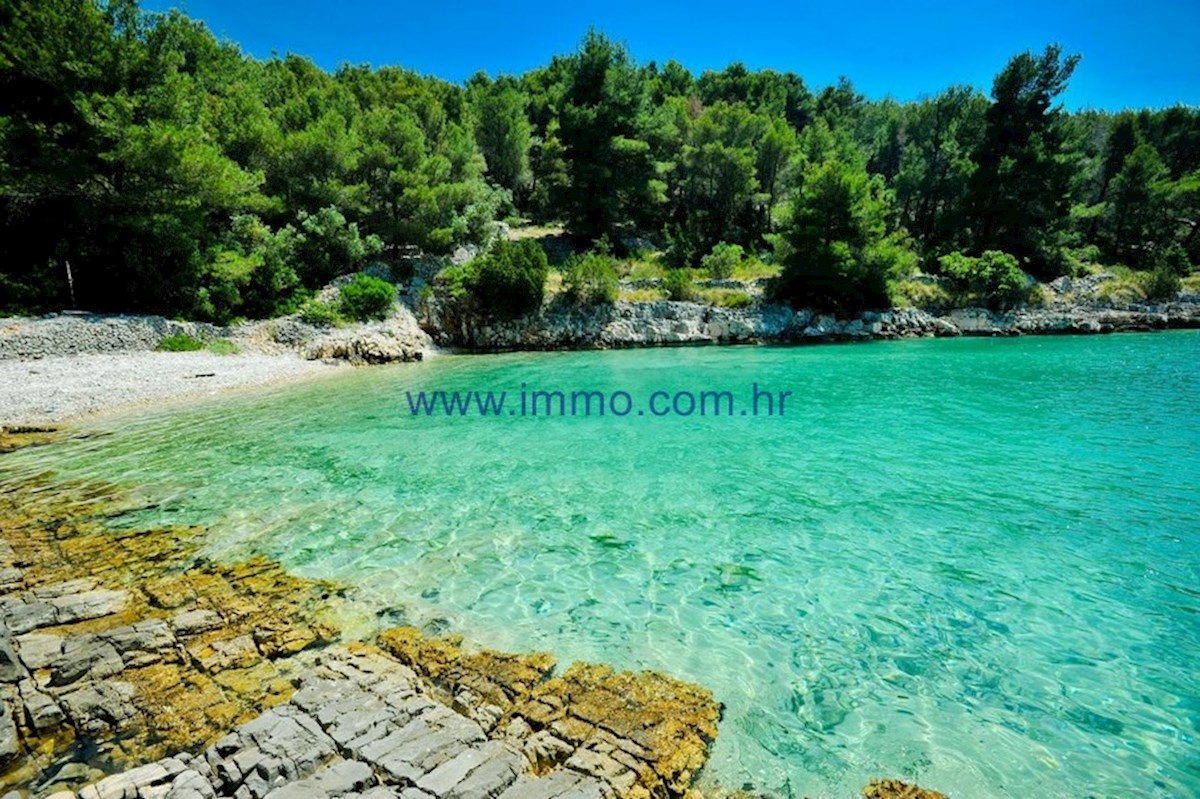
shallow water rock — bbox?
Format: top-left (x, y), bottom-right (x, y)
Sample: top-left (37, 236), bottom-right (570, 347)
top-left (378, 627), bottom-right (720, 798)
top-left (0, 697), bottom-right (17, 763)
top-left (59, 681), bottom-right (138, 735)
top-left (48, 589), bottom-right (128, 624)
top-left (862, 778), bottom-right (948, 799)
top-left (49, 638), bottom-right (125, 687)
top-left (0, 477), bottom-right (716, 799)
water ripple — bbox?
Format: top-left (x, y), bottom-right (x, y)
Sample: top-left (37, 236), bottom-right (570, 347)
top-left (3, 333), bottom-right (1199, 798)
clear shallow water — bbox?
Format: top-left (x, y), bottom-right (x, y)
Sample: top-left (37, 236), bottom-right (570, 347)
top-left (5, 334), bottom-right (1200, 798)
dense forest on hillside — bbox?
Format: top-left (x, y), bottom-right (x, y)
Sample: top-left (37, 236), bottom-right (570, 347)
top-left (2, 0), bottom-right (1199, 320)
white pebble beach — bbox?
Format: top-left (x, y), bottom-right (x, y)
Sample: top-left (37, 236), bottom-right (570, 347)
top-left (0, 351), bottom-right (345, 427)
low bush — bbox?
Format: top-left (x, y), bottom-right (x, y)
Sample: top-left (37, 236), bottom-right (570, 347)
top-left (701, 243), bottom-right (744, 280)
top-left (663, 269), bottom-right (696, 301)
top-left (619, 288), bottom-right (665, 302)
top-left (1158, 242), bottom-right (1193, 278)
top-left (156, 333), bottom-right (205, 352)
top-left (338, 273), bottom-right (396, 321)
top-left (938, 250), bottom-right (1028, 308)
top-left (1139, 266), bottom-right (1182, 301)
top-left (207, 339), bottom-right (240, 355)
top-left (888, 278), bottom-right (954, 310)
top-left (466, 239), bottom-right (549, 318)
top-left (562, 251), bottom-right (619, 305)
top-left (298, 299), bottom-right (342, 327)
top-left (1095, 277), bottom-right (1145, 304)
top-left (703, 289), bottom-right (753, 308)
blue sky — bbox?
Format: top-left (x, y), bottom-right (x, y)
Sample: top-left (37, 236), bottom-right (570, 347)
top-left (142, 0), bottom-right (1199, 110)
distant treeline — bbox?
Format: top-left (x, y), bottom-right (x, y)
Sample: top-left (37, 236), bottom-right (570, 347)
top-left (2, 0), bottom-right (1198, 319)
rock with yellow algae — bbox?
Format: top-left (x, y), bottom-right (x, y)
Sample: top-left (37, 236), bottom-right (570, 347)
top-left (378, 626), bottom-right (721, 799)
top-left (0, 425), bottom-right (60, 454)
top-left (0, 475), bottom-right (341, 794)
top-left (863, 778), bottom-right (950, 799)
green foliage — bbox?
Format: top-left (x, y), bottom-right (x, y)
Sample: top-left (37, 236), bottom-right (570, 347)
top-left (938, 250), bottom-right (1029, 308)
top-left (889, 278), bottom-right (955, 310)
top-left (1135, 243), bottom-right (1189, 300)
top-left (1138, 267), bottom-right (1182, 301)
top-left (663, 269), bottom-right (696, 301)
top-left (293, 207), bottom-right (384, 286)
top-left (1157, 242), bottom-right (1193, 278)
top-left (1100, 144), bottom-right (1172, 268)
top-left (469, 77), bottom-right (532, 198)
top-left (3, 6), bottom-right (1199, 319)
top-left (894, 87), bottom-right (987, 256)
top-left (207, 339), bottom-right (240, 355)
top-left (557, 31), bottom-right (663, 242)
top-left (464, 239), bottom-right (549, 318)
top-left (197, 215), bottom-right (305, 323)
top-left (701, 243), bottom-right (745, 279)
top-left (156, 333), bottom-right (206, 352)
top-left (338, 273), bottom-right (396, 321)
top-left (298, 299), bottom-right (342, 327)
top-left (966, 46), bottom-right (1079, 278)
top-left (562, 251), bottom-right (619, 305)
top-left (668, 103), bottom-right (765, 263)
top-left (1095, 276), bottom-right (1146, 304)
top-left (771, 154), bottom-right (915, 313)
top-left (703, 289), bottom-right (754, 308)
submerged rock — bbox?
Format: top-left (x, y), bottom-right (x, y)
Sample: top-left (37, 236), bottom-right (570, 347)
top-left (0, 474), bottom-right (720, 799)
top-left (0, 425), bottom-right (60, 454)
top-left (862, 778), bottom-right (949, 799)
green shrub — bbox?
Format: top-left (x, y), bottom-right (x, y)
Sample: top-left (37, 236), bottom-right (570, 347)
top-left (1158, 242), bottom-right (1193, 278)
top-left (298, 299), bottom-right (341, 327)
top-left (663, 269), bottom-right (696, 301)
top-left (704, 289), bottom-right (753, 308)
top-left (1139, 266), bottom-right (1182, 301)
top-left (467, 239), bottom-right (549, 318)
top-left (1065, 245), bottom-right (1104, 277)
top-left (1096, 276), bottom-right (1146, 304)
top-left (207, 339), bottom-right (240, 355)
top-left (701, 243), bottom-right (744, 279)
top-left (338, 273), bottom-right (396, 321)
top-left (434, 263), bottom-right (475, 300)
top-left (197, 216), bottom-right (307, 323)
top-left (293, 206), bottom-right (384, 286)
top-left (889, 278), bottom-right (954, 310)
top-left (1026, 284), bottom-right (1048, 308)
top-left (562, 251), bottom-right (619, 305)
top-left (938, 250), bottom-right (1028, 308)
top-left (157, 333), bottom-right (205, 352)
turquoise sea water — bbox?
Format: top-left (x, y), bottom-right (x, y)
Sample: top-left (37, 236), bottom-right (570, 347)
top-left (4, 333), bottom-right (1199, 798)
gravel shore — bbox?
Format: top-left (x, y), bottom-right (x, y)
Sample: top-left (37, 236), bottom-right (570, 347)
top-left (0, 351), bottom-right (344, 427)
top-left (0, 310), bottom-right (437, 427)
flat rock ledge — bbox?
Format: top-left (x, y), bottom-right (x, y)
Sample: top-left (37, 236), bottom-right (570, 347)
top-left (49, 644), bottom-right (619, 799)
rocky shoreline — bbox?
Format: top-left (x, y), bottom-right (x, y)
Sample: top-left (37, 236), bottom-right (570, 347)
top-left (0, 464), bottom-right (725, 799)
top-left (420, 297), bottom-right (1200, 351)
top-left (4, 292), bottom-right (1198, 427)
